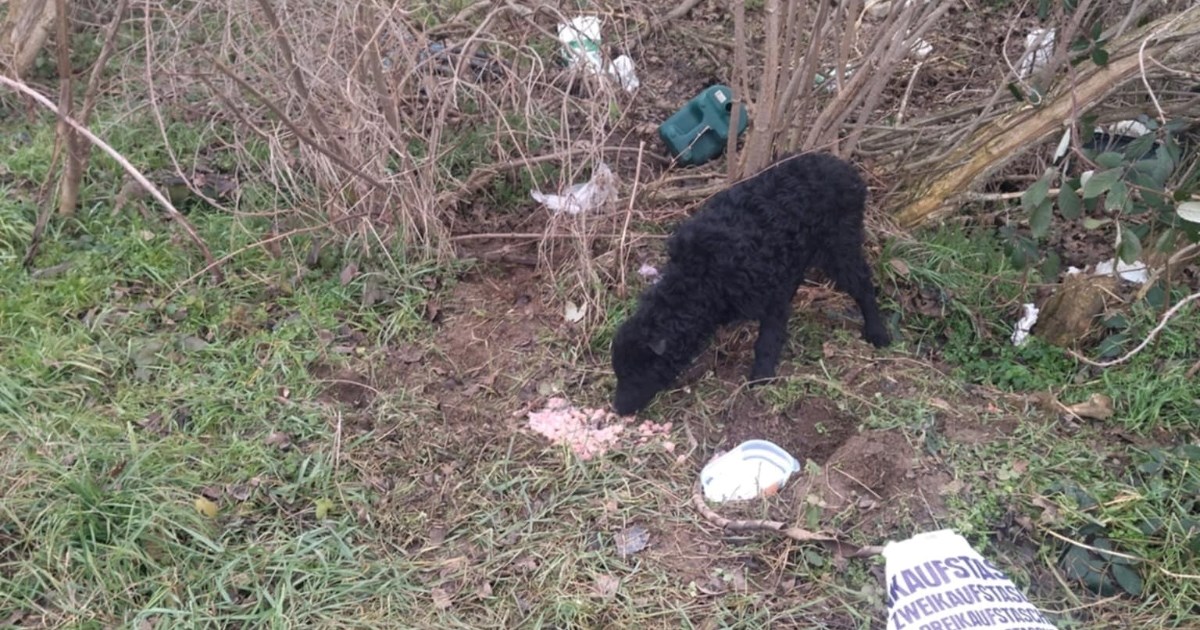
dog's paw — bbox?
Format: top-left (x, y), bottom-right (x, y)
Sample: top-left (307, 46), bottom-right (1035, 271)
top-left (748, 366), bottom-right (777, 385)
top-left (864, 325), bottom-right (891, 348)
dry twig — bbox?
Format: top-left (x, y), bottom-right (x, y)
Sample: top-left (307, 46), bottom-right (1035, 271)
top-left (691, 481), bottom-right (883, 558)
top-left (1069, 289), bottom-right (1200, 368)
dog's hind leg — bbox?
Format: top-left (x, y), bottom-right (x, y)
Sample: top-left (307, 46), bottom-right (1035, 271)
top-left (823, 253), bottom-right (891, 347)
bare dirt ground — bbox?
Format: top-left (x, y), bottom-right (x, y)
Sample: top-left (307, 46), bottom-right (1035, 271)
top-left (303, 257), bottom-right (1118, 625)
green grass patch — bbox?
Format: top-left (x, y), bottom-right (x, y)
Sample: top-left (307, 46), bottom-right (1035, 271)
top-left (880, 226), bottom-right (1199, 431)
top-left (0, 198), bottom-right (442, 624)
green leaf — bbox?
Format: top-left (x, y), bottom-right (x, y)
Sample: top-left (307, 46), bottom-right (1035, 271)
top-left (1177, 201), bottom-right (1200, 225)
top-left (1112, 564), bottom-right (1144, 596)
top-left (315, 498), bottom-right (334, 520)
top-left (1154, 228), bottom-right (1178, 253)
top-left (1058, 185), bottom-right (1082, 219)
top-left (1022, 170), bottom-right (1055, 211)
top-left (1082, 168), bottom-right (1122, 199)
top-left (1082, 217), bottom-right (1111, 230)
top-left (1040, 250), bottom-right (1061, 282)
top-left (195, 496), bottom-right (219, 518)
top-left (1122, 134), bottom-right (1157, 161)
top-left (1091, 46), bottom-right (1109, 66)
top-left (1144, 282), bottom-right (1166, 310)
top-left (1164, 134), bottom-right (1182, 163)
top-left (1117, 226), bottom-right (1142, 263)
top-left (1080, 113), bottom-right (1099, 133)
top-left (1037, 0), bottom-right (1051, 20)
top-left (1030, 199), bottom-right (1054, 238)
top-left (1094, 151), bottom-right (1125, 169)
top-left (1097, 332), bottom-right (1128, 359)
top-left (1105, 180), bottom-right (1130, 213)
top-left (1150, 150), bottom-right (1176, 187)
top-left (1060, 545), bottom-right (1116, 596)
top-left (1102, 313), bottom-right (1128, 329)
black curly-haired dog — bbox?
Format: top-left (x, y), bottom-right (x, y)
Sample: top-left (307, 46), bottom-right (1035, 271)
top-left (611, 152), bottom-right (890, 415)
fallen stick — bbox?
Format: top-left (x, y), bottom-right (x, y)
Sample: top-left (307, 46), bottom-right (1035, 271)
top-left (0, 73), bottom-right (223, 282)
top-left (691, 480), bottom-right (883, 558)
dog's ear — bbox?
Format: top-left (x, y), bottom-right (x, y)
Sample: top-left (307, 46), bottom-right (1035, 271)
top-left (648, 338), bottom-right (667, 356)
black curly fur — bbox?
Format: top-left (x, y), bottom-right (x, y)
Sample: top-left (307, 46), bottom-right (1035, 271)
top-left (610, 151), bottom-right (890, 415)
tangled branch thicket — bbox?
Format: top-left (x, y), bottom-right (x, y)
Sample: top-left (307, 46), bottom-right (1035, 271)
top-left (30, 0), bottom-right (1195, 303)
top-left (138, 0), bottom-right (638, 267)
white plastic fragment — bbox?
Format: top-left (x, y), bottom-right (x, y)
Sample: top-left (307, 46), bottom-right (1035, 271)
top-left (1010, 303), bottom-right (1040, 347)
top-left (910, 37), bottom-right (933, 60)
top-left (607, 55), bottom-right (640, 92)
top-left (531, 163), bottom-right (617, 215)
top-left (1111, 119), bottom-right (1151, 138)
top-left (1016, 28), bottom-right (1056, 79)
top-left (557, 16), bottom-right (604, 73)
top-left (1094, 258), bottom-right (1149, 284)
top-left (884, 529), bottom-right (1056, 630)
top-left (557, 17), bottom-right (638, 92)
top-left (700, 440), bottom-right (800, 503)
top-left (637, 263), bottom-right (660, 283)
top-left (865, 0), bottom-right (893, 19)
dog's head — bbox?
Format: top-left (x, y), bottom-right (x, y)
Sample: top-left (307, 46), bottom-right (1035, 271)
top-left (610, 313), bottom-right (677, 416)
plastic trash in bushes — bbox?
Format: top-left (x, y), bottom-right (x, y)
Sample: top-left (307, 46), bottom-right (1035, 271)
top-left (659, 84), bottom-right (750, 167)
top-left (531, 163), bottom-right (618, 215)
top-left (556, 16), bottom-right (639, 92)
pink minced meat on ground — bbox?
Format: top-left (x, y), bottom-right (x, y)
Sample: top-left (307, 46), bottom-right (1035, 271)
top-left (527, 398), bottom-right (673, 460)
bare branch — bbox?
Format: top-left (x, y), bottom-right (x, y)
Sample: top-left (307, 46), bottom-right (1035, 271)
top-left (0, 73), bottom-right (223, 282)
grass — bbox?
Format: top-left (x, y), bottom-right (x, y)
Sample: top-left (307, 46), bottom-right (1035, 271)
top-left (1, 218), bottom-right (400, 625)
top-left (871, 225), bottom-right (1200, 623)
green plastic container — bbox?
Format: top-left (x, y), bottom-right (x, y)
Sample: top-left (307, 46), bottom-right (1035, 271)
top-left (658, 84), bottom-right (750, 167)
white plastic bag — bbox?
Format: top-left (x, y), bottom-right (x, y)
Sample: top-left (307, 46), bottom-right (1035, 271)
top-left (531, 163), bottom-right (618, 216)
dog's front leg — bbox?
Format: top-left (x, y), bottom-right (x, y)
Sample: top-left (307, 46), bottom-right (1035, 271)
top-left (749, 300), bottom-right (791, 383)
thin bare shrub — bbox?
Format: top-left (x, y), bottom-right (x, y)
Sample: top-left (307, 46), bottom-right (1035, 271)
top-left (136, 0), bottom-right (634, 294)
top-left (727, 0), bottom-right (952, 178)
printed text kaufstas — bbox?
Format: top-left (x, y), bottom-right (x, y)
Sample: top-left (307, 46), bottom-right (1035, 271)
top-left (889, 555), bottom-right (1007, 603)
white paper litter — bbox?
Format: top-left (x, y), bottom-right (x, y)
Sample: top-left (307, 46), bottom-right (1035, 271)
top-left (1010, 303), bottom-right (1040, 347)
top-left (558, 17), bottom-right (639, 92)
top-left (607, 54), bottom-right (640, 91)
top-left (1111, 119), bottom-right (1151, 138)
top-left (1053, 127), bottom-right (1072, 162)
top-left (557, 16), bottom-right (604, 73)
top-left (637, 263), bottom-right (660, 283)
top-left (1016, 28), bottom-right (1055, 79)
top-left (1094, 258), bottom-right (1149, 284)
top-left (531, 163), bottom-right (617, 215)
top-left (910, 37), bottom-right (933, 60)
